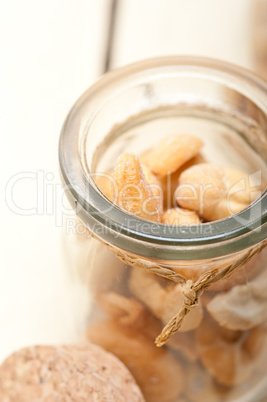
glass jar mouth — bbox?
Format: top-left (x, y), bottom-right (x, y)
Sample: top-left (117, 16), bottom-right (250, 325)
top-left (59, 56), bottom-right (267, 260)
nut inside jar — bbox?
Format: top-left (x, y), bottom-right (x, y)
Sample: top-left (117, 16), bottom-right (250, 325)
top-left (79, 131), bottom-right (266, 402)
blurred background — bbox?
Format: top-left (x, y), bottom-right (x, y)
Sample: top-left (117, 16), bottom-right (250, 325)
top-left (1, 0), bottom-right (267, 363)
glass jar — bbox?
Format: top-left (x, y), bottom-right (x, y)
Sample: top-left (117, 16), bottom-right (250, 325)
top-left (59, 57), bottom-right (267, 402)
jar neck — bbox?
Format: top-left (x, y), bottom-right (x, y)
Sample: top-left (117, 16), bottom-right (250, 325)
top-left (59, 56), bottom-right (267, 261)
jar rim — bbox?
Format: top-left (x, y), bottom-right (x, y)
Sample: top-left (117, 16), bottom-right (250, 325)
top-left (59, 56), bottom-right (267, 260)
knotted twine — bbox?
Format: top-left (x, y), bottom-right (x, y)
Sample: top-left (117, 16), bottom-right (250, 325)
top-left (89, 229), bottom-right (267, 347)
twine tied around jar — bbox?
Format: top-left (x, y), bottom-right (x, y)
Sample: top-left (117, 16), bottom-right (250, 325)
top-left (103, 238), bottom-right (267, 347)
top-left (84, 221), bottom-right (267, 347)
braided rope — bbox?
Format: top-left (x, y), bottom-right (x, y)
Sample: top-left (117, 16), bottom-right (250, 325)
top-left (91, 232), bottom-right (267, 347)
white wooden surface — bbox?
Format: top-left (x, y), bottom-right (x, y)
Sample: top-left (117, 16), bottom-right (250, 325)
top-left (0, 0), bottom-right (257, 363)
top-left (112, 0), bottom-right (253, 69)
top-left (0, 0), bottom-right (109, 363)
